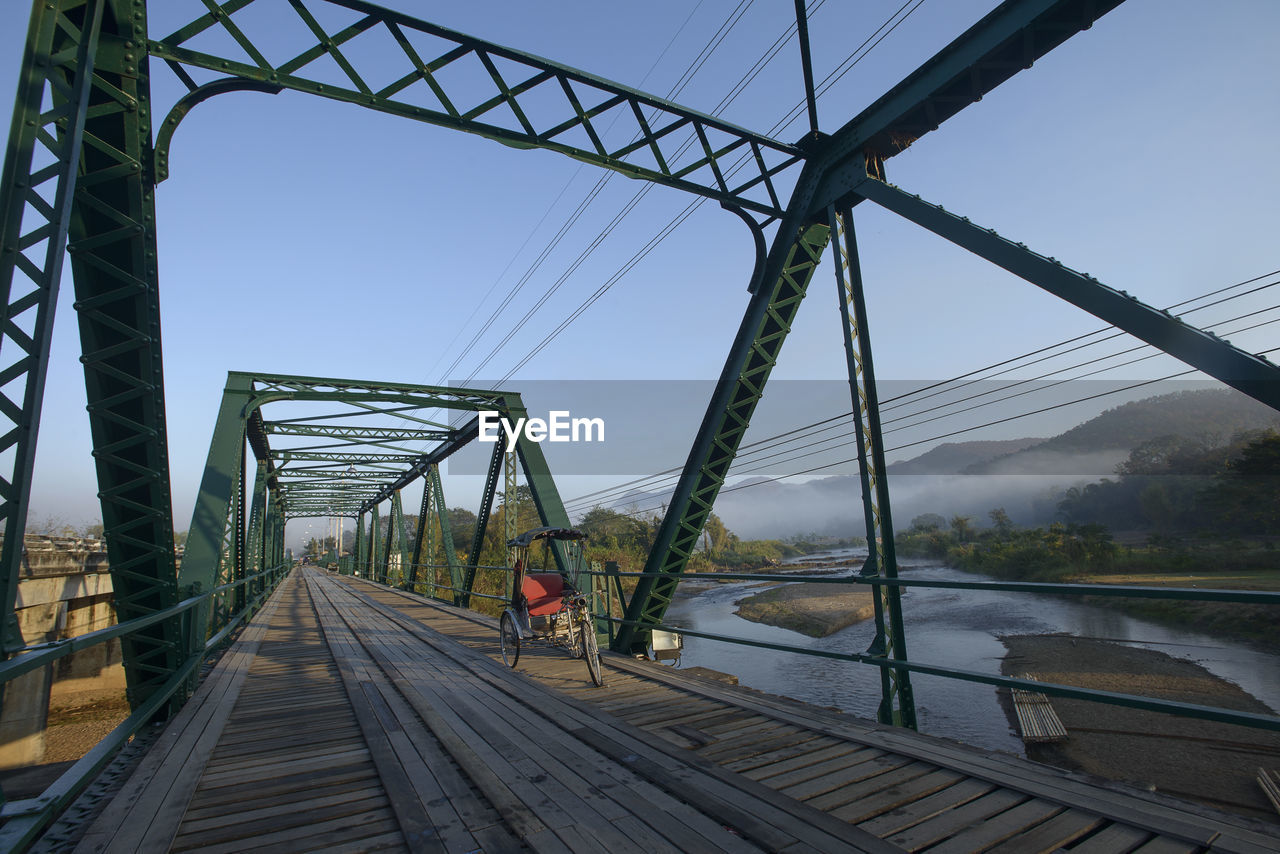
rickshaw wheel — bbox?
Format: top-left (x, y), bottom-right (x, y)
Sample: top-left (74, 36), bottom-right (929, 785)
top-left (500, 612), bottom-right (521, 668)
top-left (580, 611), bottom-right (603, 687)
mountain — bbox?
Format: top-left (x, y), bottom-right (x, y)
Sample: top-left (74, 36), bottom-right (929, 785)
top-left (586, 389), bottom-right (1279, 539)
top-left (885, 438), bottom-right (1045, 475)
top-left (963, 389), bottom-right (1279, 475)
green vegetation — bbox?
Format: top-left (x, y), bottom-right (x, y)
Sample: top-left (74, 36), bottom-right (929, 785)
top-left (896, 431), bottom-right (1280, 649)
top-left (1056, 430), bottom-right (1280, 534)
top-left (380, 495), bottom-right (864, 618)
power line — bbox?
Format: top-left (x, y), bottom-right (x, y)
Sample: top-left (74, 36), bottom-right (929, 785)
top-left (595, 363), bottom-right (1238, 522)
top-left (563, 291), bottom-right (1279, 515)
top-left (560, 272), bottom-right (1280, 515)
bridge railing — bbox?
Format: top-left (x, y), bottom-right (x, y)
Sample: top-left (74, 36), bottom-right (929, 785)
top-left (340, 558), bottom-right (1279, 733)
top-left (587, 567), bottom-right (1280, 733)
top-left (0, 561), bottom-right (291, 850)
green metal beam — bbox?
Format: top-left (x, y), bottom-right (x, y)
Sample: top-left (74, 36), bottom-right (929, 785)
top-left (614, 215), bottom-right (832, 654)
top-left (461, 434), bottom-right (506, 607)
top-left (264, 423), bottom-right (454, 442)
top-left (353, 512), bottom-right (366, 578)
top-left (148, 0), bottom-right (801, 218)
top-left (851, 175), bottom-right (1280, 410)
top-left (67, 0), bottom-right (186, 711)
top-left (180, 374), bottom-right (252, 689)
top-left (830, 205), bottom-right (915, 729)
top-left (806, 0), bottom-right (1126, 214)
top-left (368, 503), bottom-right (382, 583)
top-left (0, 0), bottom-right (104, 654)
top-left (428, 464), bottom-right (461, 603)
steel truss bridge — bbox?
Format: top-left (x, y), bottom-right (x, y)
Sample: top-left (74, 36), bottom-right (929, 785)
top-left (0, 0), bottom-right (1278, 849)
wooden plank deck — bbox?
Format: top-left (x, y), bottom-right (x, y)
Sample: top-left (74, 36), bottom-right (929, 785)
top-left (60, 568), bottom-right (1280, 853)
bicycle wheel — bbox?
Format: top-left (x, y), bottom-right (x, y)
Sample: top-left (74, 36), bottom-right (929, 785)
top-left (500, 611), bottom-right (521, 669)
top-left (579, 610), bottom-right (603, 687)
top-left (566, 612), bottom-right (584, 659)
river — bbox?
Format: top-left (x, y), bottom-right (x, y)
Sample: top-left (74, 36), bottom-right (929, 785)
top-left (663, 549), bottom-right (1280, 758)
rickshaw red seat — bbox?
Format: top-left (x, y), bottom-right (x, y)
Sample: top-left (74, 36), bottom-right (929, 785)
top-left (522, 572), bottom-right (565, 616)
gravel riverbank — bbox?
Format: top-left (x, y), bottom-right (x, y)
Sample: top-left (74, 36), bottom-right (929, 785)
top-left (1000, 634), bottom-right (1280, 823)
top-left (734, 582), bottom-right (875, 637)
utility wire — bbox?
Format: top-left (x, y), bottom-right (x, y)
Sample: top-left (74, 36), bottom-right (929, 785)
top-left (600, 341), bottom-right (1280, 522)
top-left (565, 277), bottom-right (1274, 512)
top-left (560, 272), bottom-right (1280, 514)
top-left (489, 2), bottom-right (929, 386)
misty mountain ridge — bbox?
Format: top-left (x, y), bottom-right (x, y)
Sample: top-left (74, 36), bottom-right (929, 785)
top-left (961, 389), bottom-right (1279, 475)
top-left (597, 388), bottom-right (1278, 540)
top-left (885, 438), bottom-right (1045, 475)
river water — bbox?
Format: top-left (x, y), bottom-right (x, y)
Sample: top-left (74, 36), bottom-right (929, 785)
top-left (663, 549), bottom-right (1280, 758)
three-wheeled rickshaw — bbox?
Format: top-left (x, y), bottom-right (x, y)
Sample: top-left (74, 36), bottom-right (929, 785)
top-left (499, 527), bottom-right (603, 686)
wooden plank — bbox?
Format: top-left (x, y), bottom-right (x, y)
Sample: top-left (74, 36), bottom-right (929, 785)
top-left (594, 654), bottom-right (1255, 850)
top-left (856, 777), bottom-right (995, 837)
top-left (831, 769), bottom-right (966, 824)
top-left (719, 735), bottom-right (839, 771)
top-left (183, 784), bottom-right (387, 823)
top-left (571, 723), bottom-right (884, 854)
top-left (172, 813), bottom-right (403, 854)
top-left (787, 758), bottom-right (928, 805)
top-left (757, 746), bottom-right (887, 788)
top-left (667, 723), bottom-right (719, 747)
top-left (884, 788), bottom-right (1028, 851)
top-left (917, 800), bottom-right (1065, 854)
top-left (305, 574), bottom-right (472, 854)
top-left (336, 583), bottom-right (897, 854)
top-left (166, 573), bottom-right (406, 854)
top-left (983, 808), bottom-right (1104, 854)
top-left (337, 575), bottom-right (1280, 854)
top-left (172, 794), bottom-right (391, 849)
top-left (73, 574), bottom-right (292, 854)
top-left (322, 580), bottom-right (753, 854)
top-left (184, 764), bottom-right (379, 810)
top-left (1127, 838), bottom-right (1202, 854)
top-left (319, 575), bottom-right (849, 854)
top-left (1062, 823), bottom-right (1153, 854)
top-left (307, 577), bottom-right (576, 853)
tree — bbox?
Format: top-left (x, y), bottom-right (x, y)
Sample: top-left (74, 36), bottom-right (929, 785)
top-left (447, 507), bottom-right (477, 555)
top-left (949, 515), bottom-right (974, 542)
top-left (579, 506), bottom-right (628, 548)
top-left (1202, 431), bottom-right (1280, 534)
top-left (988, 508), bottom-right (1014, 538)
top-left (909, 513), bottom-right (946, 532)
top-left (702, 512), bottom-right (732, 557)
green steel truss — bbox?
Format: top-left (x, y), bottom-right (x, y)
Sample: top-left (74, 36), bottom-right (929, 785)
top-left (0, 0), bottom-right (103, 654)
top-left (830, 207), bottom-right (915, 728)
top-left (614, 215), bottom-right (832, 653)
top-left (147, 0), bottom-right (802, 219)
top-left (3, 0), bottom-right (1279, 752)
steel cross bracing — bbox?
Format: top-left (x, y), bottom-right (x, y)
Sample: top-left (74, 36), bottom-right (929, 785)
top-left (830, 208), bottom-right (915, 728)
top-left (145, 0), bottom-right (803, 219)
top-left (3, 0), bottom-right (1280, 741)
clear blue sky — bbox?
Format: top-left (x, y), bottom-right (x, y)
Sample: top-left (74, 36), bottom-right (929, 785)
top-left (2, 0), bottom-right (1276, 547)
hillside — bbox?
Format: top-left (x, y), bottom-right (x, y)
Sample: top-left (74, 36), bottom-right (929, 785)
top-left (885, 438), bottom-right (1044, 475)
top-left (597, 388), bottom-right (1279, 539)
top-left (963, 389), bottom-right (1279, 475)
